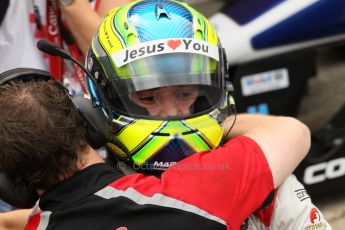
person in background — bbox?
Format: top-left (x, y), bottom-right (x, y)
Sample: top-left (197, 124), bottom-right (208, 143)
top-left (0, 0), bottom-right (133, 95)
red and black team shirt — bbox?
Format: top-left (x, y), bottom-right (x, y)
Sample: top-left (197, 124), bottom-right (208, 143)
top-left (25, 136), bottom-right (274, 230)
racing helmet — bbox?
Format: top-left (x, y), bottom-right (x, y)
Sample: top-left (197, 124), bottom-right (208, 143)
top-left (86, 0), bottom-right (232, 171)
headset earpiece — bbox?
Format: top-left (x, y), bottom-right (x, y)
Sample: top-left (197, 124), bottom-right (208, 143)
top-left (0, 173), bottom-right (38, 209)
top-left (71, 94), bottom-right (110, 149)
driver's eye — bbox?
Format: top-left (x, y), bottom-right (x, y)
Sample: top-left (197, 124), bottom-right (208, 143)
top-left (138, 96), bottom-right (156, 105)
top-left (176, 92), bottom-right (193, 101)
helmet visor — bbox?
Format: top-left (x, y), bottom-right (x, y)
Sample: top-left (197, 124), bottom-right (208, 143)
top-left (102, 41), bottom-right (225, 119)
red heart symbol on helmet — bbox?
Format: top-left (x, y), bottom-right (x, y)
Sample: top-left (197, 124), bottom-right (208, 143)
top-left (167, 39), bottom-right (182, 50)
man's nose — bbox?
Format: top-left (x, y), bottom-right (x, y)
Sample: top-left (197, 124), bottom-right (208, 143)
top-left (158, 99), bottom-right (180, 117)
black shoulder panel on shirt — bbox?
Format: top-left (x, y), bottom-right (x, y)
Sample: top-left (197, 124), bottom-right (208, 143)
top-left (258, 189), bottom-right (275, 210)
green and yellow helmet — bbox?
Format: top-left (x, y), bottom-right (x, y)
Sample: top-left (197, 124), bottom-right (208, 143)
top-left (86, 0), bottom-right (232, 171)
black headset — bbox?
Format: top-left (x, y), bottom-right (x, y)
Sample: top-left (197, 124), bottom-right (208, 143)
top-left (0, 67), bottom-right (113, 208)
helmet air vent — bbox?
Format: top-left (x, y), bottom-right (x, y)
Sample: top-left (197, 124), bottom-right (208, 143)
top-left (155, 3), bottom-right (171, 20)
top-left (124, 22), bottom-right (129, 30)
top-left (182, 130), bottom-right (198, 135)
top-left (152, 132), bottom-right (170, 137)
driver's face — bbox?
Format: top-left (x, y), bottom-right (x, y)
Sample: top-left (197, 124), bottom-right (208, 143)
top-left (131, 86), bottom-right (198, 117)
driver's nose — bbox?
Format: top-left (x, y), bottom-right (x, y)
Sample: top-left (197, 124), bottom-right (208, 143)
top-left (157, 99), bottom-right (180, 117)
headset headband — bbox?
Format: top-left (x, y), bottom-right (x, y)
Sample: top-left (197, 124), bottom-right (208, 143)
top-left (0, 68), bottom-right (51, 85)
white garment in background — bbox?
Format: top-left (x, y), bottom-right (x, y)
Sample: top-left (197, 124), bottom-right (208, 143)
top-left (0, 0), bottom-right (98, 94)
top-left (0, 1), bottom-right (46, 72)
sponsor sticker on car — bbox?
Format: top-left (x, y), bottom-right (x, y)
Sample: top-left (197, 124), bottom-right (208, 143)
top-left (241, 68), bottom-right (289, 96)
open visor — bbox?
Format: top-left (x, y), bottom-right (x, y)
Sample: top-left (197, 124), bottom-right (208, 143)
top-left (101, 45), bottom-right (225, 119)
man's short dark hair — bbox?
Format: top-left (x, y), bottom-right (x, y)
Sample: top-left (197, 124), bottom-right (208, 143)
top-left (0, 80), bottom-right (88, 190)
